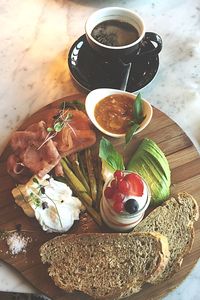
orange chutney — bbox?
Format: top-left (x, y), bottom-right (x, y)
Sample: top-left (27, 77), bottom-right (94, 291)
top-left (94, 94), bottom-right (134, 134)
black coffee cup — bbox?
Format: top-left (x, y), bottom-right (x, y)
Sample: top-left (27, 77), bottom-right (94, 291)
top-left (85, 7), bottom-right (162, 61)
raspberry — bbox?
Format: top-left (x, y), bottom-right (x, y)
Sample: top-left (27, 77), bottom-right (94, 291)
top-left (112, 192), bottom-right (125, 203)
top-left (114, 170), bottom-right (124, 181)
top-left (113, 201), bottom-right (124, 213)
top-left (104, 186), bottom-right (115, 199)
top-left (110, 179), bottom-right (118, 189)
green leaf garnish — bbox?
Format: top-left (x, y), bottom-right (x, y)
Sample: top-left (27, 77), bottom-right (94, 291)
top-left (125, 93), bottom-right (145, 144)
top-left (125, 123), bottom-right (140, 144)
top-left (133, 93), bottom-right (143, 123)
top-left (99, 137), bottom-right (125, 171)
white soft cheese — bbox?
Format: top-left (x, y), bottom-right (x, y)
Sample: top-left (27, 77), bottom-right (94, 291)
top-left (12, 175), bottom-right (82, 233)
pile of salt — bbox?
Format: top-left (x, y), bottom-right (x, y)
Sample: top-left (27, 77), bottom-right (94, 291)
top-left (6, 232), bottom-right (29, 255)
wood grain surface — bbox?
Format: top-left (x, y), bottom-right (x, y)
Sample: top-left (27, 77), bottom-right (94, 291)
top-left (0, 93), bottom-right (199, 300)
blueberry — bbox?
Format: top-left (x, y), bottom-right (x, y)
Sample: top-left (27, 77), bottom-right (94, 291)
top-left (124, 199), bottom-right (139, 214)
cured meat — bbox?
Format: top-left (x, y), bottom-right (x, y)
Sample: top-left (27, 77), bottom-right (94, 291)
top-left (44, 108), bottom-right (96, 156)
top-left (7, 121), bottom-right (61, 183)
top-left (7, 108), bottom-right (96, 183)
top-left (7, 154), bottom-right (33, 183)
top-left (54, 162), bottom-right (64, 177)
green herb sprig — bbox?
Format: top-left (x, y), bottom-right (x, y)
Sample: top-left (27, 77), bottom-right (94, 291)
top-left (17, 177), bottom-right (63, 228)
top-left (46, 112), bottom-right (73, 134)
top-left (31, 177), bottom-right (63, 228)
top-left (37, 106), bottom-right (73, 150)
top-left (125, 93), bottom-right (145, 144)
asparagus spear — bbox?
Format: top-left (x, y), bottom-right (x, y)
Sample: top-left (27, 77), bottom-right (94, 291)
top-left (95, 156), bottom-right (104, 212)
top-left (78, 151), bottom-right (89, 184)
top-left (67, 153), bottom-right (90, 194)
top-left (84, 148), bottom-right (97, 202)
top-left (61, 158), bottom-right (93, 207)
top-left (84, 202), bottom-right (102, 226)
top-left (59, 171), bottom-right (102, 226)
top-left (62, 156), bottom-right (73, 169)
top-left (57, 175), bottom-right (85, 212)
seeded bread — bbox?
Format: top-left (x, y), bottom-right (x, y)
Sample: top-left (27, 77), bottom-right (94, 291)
top-left (40, 232), bottom-right (169, 299)
top-left (134, 192), bottom-right (199, 284)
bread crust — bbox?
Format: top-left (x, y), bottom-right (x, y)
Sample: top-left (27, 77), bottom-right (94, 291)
top-left (40, 232), bottom-right (169, 300)
top-left (134, 192), bottom-right (199, 284)
top-left (146, 232), bottom-right (170, 283)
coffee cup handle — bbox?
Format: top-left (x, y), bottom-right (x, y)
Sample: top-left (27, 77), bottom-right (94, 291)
top-left (138, 32), bottom-right (162, 57)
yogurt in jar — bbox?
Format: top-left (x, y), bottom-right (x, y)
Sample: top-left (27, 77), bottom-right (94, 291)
top-left (100, 170), bottom-right (151, 231)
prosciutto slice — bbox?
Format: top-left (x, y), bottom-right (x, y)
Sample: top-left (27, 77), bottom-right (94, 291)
top-left (7, 108), bottom-right (96, 183)
top-left (44, 109), bottom-right (96, 157)
top-left (7, 154), bottom-right (33, 184)
top-left (7, 121), bottom-right (61, 182)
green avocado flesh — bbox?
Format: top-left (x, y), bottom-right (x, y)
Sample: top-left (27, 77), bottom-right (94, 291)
top-left (127, 138), bottom-right (171, 205)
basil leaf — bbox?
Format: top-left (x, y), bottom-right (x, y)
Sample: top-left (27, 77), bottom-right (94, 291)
top-left (99, 137), bottom-right (125, 171)
top-left (125, 123), bottom-right (140, 144)
top-left (133, 93), bottom-right (144, 123)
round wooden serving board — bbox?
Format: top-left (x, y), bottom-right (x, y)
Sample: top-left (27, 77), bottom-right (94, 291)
top-left (0, 93), bottom-right (199, 300)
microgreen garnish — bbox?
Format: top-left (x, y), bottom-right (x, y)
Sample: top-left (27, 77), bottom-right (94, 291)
top-left (31, 177), bottom-right (63, 228)
top-left (60, 100), bottom-right (85, 111)
top-left (37, 108), bottom-right (73, 150)
top-left (33, 177), bottom-right (39, 184)
top-left (99, 137), bottom-right (125, 171)
top-left (125, 93), bottom-right (145, 144)
top-left (16, 178), bottom-right (63, 228)
top-left (30, 191), bottom-right (41, 207)
top-left (47, 112), bottom-right (73, 133)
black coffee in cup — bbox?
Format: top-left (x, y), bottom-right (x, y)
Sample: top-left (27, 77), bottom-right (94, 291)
top-left (86, 8), bottom-right (162, 61)
top-left (91, 19), bottom-right (139, 47)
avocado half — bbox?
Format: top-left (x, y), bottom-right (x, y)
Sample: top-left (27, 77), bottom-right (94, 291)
top-left (127, 138), bottom-right (171, 205)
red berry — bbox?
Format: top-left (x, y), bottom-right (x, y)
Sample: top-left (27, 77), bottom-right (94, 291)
top-left (118, 179), bottom-right (130, 195)
top-left (110, 179), bottom-right (118, 189)
top-left (113, 201), bottom-right (124, 213)
top-left (114, 170), bottom-right (124, 181)
top-left (124, 173), bottom-right (144, 196)
top-left (104, 186), bottom-right (114, 199)
top-left (112, 192), bottom-right (125, 203)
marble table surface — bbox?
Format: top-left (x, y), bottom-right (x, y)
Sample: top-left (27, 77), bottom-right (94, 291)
top-left (0, 0), bottom-right (199, 299)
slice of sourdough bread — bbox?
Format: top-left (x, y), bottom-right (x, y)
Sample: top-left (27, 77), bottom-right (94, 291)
top-left (134, 192), bottom-right (199, 284)
top-left (40, 232), bottom-right (169, 300)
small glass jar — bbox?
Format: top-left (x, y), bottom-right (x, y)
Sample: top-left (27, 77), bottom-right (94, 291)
top-left (100, 171), bottom-right (151, 232)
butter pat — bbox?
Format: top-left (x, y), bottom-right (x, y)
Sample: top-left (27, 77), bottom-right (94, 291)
top-left (12, 175), bottom-right (82, 233)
